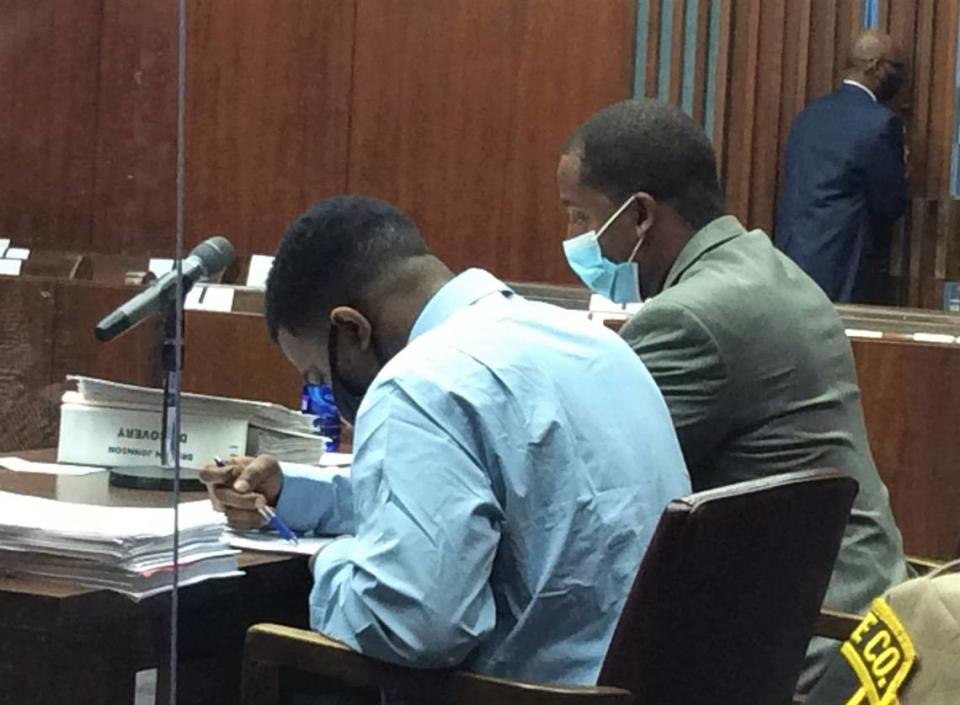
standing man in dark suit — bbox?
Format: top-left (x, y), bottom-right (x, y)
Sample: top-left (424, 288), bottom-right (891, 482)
top-left (775, 30), bottom-right (909, 303)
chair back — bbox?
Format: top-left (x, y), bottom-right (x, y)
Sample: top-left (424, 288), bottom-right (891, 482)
top-left (598, 469), bottom-right (857, 705)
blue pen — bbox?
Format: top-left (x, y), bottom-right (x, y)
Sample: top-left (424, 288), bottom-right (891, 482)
top-left (214, 456), bottom-right (299, 545)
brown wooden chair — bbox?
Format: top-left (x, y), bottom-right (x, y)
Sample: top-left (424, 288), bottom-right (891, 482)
top-left (240, 469), bottom-right (857, 705)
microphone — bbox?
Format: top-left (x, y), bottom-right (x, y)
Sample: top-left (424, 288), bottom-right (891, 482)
top-left (95, 236), bottom-right (235, 342)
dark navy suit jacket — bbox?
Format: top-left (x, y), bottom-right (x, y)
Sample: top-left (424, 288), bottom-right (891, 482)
top-left (774, 83), bottom-right (909, 302)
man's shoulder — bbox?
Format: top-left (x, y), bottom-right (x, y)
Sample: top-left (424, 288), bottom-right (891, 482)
top-left (628, 234), bottom-right (838, 348)
top-left (382, 297), bottom-right (629, 389)
top-left (792, 89), bottom-right (897, 134)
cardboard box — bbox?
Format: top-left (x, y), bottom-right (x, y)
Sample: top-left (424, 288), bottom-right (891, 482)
top-left (57, 404), bottom-right (247, 470)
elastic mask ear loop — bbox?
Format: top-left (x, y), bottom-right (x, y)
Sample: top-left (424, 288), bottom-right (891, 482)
top-left (595, 194), bottom-right (639, 241)
top-left (627, 229), bottom-right (645, 262)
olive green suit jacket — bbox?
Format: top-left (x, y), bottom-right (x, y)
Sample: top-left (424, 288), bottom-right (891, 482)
top-left (620, 216), bottom-right (908, 688)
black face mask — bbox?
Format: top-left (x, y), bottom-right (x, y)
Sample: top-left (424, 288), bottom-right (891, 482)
top-left (876, 72), bottom-right (903, 103)
top-left (328, 325), bottom-right (368, 426)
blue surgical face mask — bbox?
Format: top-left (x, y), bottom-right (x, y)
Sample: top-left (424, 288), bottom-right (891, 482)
top-left (562, 195), bottom-right (647, 304)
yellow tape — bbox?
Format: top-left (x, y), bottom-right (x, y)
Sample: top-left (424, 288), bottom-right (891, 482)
top-left (841, 597), bottom-right (916, 705)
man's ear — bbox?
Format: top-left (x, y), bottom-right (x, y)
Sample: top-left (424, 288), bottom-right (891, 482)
top-left (634, 192), bottom-right (657, 239)
top-left (329, 306), bottom-right (373, 351)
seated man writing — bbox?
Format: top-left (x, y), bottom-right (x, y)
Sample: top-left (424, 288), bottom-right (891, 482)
top-left (201, 195), bottom-right (689, 684)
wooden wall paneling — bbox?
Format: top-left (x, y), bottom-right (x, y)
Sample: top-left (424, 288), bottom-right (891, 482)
top-left (907, 199), bottom-right (935, 306)
top-left (747, 1), bottom-right (786, 233)
top-left (668, 0), bottom-right (687, 106)
top-left (185, 0), bottom-right (354, 257)
top-left (886, 0), bottom-right (919, 124)
top-left (182, 311), bottom-right (301, 408)
top-left (833, 0), bottom-right (862, 79)
top-left (0, 2), bottom-right (14, 232)
top-left (49, 279), bottom-right (160, 391)
top-left (926, 0), bottom-right (958, 198)
top-left (787, 0), bottom-right (813, 117)
top-left (0, 277), bottom-right (56, 452)
top-left (876, 0), bottom-right (891, 30)
top-left (711, 0), bottom-right (733, 175)
top-left (910, 0), bottom-right (935, 199)
top-left (644, 0), bottom-right (663, 97)
top-left (806, 0), bottom-right (840, 101)
top-left (853, 338), bottom-right (960, 559)
top-left (91, 0), bottom-right (178, 255)
top-left (297, 0), bottom-right (356, 225)
top-left (494, 0), bottom-right (636, 284)
top-left (722, 0), bottom-right (762, 223)
top-left (691, 0), bottom-right (712, 125)
top-left (349, 0), bottom-right (635, 284)
top-left (0, 0), bottom-right (102, 250)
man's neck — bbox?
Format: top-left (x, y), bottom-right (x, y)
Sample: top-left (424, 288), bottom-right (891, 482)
top-left (367, 256), bottom-right (454, 359)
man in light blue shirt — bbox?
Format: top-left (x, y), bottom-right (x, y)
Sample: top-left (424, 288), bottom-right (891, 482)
top-left (202, 196), bottom-right (689, 685)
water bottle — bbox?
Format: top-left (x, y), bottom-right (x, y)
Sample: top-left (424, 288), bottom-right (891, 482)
top-left (301, 383), bottom-right (341, 451)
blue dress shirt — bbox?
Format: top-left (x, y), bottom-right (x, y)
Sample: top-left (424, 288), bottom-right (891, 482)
top-left (276, 269), bottom-right (689, 685)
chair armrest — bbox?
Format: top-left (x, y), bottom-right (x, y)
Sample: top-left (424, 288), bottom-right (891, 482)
top-left (813, 608), bottom-right (862, 641)
top-left (242, 623), bottom-right (633, 705)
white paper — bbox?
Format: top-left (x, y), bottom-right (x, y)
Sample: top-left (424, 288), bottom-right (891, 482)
top-left (845, 328), bottom-right (884, 339)
top-left (0, 259), bottom-right (22, 276)
top-left (184, 285), bottom-right (235, 312)
top-left (912, 332), bottom-right (956, 345)
top-left (588, 293), bottom-right (642, 316)
top-left (226, 531), bottom-right (342, 556)
top-left (0, 456), bottom-right (104, 476)
top-left (148, 258), bottom-right (174, 278)
top-left (246, 254), bottom-right (274, 288)
top-left (183, 286), bottom-right (204, 309)
top-left (318, 452), bottom-right (353, 467)
top-left (0, 238), bottom-right (9, 257)
top-left (5, 247), bottom-right (29, 260)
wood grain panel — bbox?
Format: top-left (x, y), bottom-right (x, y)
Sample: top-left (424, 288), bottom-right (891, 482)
top-left (185, 0), bottom-right (354, 256)
top-left (886, 0), bottom-right (918, 119)
top-left (0, 277), bottom-right (56, 452)
top-left (806, 0), bottom-right (839, 100)
top-left (91, 0), bottom-right (178, 255)
top-left (668, 0), bottom-right (687, 105)
top-left (853, 338), bottom-right (960, 559)
top-left (723, 0), bottom-right (762, 221)
top-left (691, 0), bottom-right (711, 125)
top-left (834, 0), bottom-right (862, 72)
top-left (645, 0), bottom-right (663, 97)
top-left (348, 0), bottom-right (635, 283)
top-left (47, 280), bottom-right (162, 448)
top-left (182, 311), bottom-right (301, 408)
top-left (0, 0), bottom-right (102, 249)
top-left (925, 0), bottom-right (958, 198)
top-left (747, 0), bottom-right (786, 232)
top-left (49, 280), bottom-right (160, 392)
top-left (877, 0), bottom-right (891, 30)
top-left (711, 0), bottom-right (733, 173)
top-left (780, 0), bottom-right (811, 146)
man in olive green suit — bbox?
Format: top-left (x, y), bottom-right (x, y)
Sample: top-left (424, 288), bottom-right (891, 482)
top-left (558, 99), bottom-right (908, 692)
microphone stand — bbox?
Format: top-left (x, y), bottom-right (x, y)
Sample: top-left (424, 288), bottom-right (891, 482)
top-left (108, 294), bottom-right (203, 491)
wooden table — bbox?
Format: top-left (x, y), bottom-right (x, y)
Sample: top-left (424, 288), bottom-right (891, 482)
top-left (0, 461), bottom-right (313, 705)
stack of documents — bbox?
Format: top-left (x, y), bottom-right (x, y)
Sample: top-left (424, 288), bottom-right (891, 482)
top-left (0, 492), bottom-right (240, 600)
top-left (58, 376), bottom-right (327, 468)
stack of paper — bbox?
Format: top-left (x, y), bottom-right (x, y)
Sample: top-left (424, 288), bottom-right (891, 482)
top-left (60, 376), bottom-right (328, 467)
top-left (0, 492), bottom-right (240, 600)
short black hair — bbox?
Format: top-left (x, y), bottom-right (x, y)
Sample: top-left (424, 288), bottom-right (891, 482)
top-left (564, 99), bottom-right (724, 229)
top-left (265, 195), bottom-right (430, 341)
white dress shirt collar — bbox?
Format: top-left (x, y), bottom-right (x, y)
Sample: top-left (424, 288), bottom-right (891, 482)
top-left (842, 79), bottom-right (877, 102)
